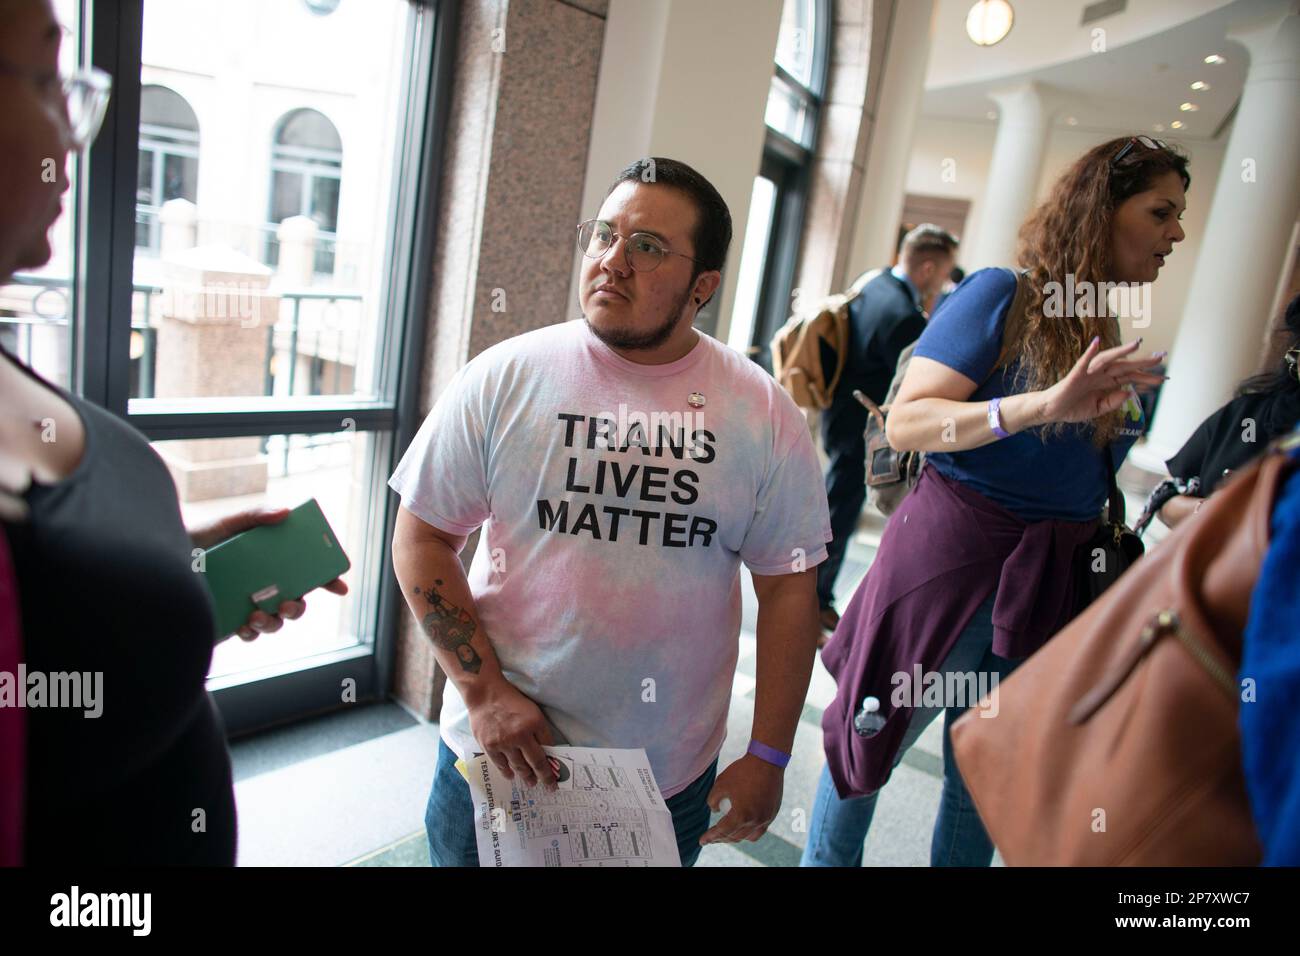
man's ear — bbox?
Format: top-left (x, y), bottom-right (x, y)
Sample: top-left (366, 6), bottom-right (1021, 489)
top-left (693, 270), bottom-right (722, 307)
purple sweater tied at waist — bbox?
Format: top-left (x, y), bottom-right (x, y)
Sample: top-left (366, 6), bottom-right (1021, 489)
top-left (820, 464), bottom-right (1099, 798)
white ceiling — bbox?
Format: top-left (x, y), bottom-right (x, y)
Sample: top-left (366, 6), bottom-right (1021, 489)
top-left (921, 0), bottom-right (1290, 140)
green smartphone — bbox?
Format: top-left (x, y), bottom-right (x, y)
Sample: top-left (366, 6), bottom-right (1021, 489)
top-left (201, 498), bottom-right (351, 639)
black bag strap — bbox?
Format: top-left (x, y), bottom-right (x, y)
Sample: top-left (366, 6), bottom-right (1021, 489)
top-left (1103, 444), bottom-right (1126, 525)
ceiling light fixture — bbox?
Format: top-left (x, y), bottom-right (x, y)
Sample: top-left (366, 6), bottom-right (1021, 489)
top-left (1190, 81), bottom-right (1210, 91)
top-left (966, 0), bottom-right (1015, 47)
top-left (1180, 102), bottom-right (1199, 112)
top-left (1204, 53), bottom-right (1225, 64)
top-left (1170, 120), bottom-right (1184, 129)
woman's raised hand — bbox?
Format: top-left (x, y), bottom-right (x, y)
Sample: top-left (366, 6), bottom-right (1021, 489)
top-left (1041, 338), bottom-right (1167, 425)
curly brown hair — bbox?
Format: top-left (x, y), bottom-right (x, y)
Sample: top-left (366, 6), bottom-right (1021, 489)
top-left (997, 136), bottom-right (1190, 444)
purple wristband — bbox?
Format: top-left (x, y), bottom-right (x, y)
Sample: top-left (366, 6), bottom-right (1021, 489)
top-left (987, 397), bottom-right (1011, 439)
top-left (747, 740), bottom-right (791, 769)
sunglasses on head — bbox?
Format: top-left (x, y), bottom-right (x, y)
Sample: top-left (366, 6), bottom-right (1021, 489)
top-left (1111, 135), bottom-right (1169, 169)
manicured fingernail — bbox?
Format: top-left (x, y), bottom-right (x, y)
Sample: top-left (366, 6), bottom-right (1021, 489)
top-left (1153, 350), bottom-right (1167, 359)
top-left (1091, 336), bottom-right (1100, 346)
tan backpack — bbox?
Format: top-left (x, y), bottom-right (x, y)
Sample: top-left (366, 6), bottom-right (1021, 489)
top-left (770, 271), bottom-right (877, 411)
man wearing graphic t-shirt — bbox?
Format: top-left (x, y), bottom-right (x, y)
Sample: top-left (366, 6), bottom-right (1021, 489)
top-left (390, 158), bottom-right (831, 867)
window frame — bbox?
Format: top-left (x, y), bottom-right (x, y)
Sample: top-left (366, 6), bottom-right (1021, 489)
top-left (745, 0), bottom-right (831, 364)
top-left (81, 0), bottom-right (458, 735)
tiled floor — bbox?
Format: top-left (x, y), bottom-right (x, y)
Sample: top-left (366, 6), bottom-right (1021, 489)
top-left (228, 513), bottom-right (974, 868)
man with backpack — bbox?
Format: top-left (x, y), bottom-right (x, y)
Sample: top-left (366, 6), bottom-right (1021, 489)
top-left (816, 225), bottom-right (958, 635)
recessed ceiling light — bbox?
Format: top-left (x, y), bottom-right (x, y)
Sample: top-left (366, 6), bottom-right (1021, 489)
top-left (1180, 102), bottom-right (1199, 112)
top-left (1190, 81), bottom-right (1210, 91)
top-left (1170, 120), bottom-right (1184, 129)
top-left (1153, 124), bottom-right (1165, 133)
top-left (1204, 54), bottom-right (1225, 64)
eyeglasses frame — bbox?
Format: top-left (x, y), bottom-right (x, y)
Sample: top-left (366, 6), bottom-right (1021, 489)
top-left (0, 57), bottom-right (113, 150)
top-left (576, 218), bottom-right (702, 273)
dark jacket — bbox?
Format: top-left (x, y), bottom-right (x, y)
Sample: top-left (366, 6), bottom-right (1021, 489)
top-left (835, 269), bottom-right (927, 408)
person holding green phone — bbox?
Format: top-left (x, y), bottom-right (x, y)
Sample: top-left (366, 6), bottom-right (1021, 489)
top-left (0, 0), bottom-right (346, 865)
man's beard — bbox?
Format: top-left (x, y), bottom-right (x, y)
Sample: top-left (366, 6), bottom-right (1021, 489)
top-left (584, 283), bottom-right (694, 352)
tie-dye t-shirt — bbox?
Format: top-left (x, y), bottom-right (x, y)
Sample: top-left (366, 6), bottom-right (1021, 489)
top-left (389, 319), bottom-right (831, 796)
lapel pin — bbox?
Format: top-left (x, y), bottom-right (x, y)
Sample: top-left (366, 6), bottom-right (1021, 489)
top-left (687, 392), bottom-right (706, 408)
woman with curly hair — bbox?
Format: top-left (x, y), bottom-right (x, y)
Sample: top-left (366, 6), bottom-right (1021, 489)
top-left (802, 136), bottom-right (1184, 867)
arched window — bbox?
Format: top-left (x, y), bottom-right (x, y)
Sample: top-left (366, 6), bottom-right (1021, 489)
top-left (136, 85), bottom-right (199, 251)
top-left (730, 0), bottom-right (830, 368)
top-left (266, 108), bottom-right (343, 277)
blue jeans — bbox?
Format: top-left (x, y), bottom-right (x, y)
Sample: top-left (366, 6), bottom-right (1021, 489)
top-left (425, 739), bottom-right (718, 867)
top-left (801, 595), bottom-right (1020, 867)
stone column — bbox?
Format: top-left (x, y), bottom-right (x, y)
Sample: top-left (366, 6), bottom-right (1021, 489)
top-left (153, 246), bottom-right (278, 502)
top-left (844, 0), bottom-right (937, 275)
top-left (276, 215), bottom-right (319, 287)
top-left (158, 198), bottom-right (198, 257)
top-left (964, 82), bottom-right (1065, 270)
top-left (1142, 10), bottom-right (1300, 462)
top-left (273, 216), bottom-right (320, 399)
top-left (393, 0), bottom-right (609, 720)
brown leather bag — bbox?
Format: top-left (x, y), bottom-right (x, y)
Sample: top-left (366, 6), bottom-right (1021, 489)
top-left (949, 450), bottom-right (1294, 866)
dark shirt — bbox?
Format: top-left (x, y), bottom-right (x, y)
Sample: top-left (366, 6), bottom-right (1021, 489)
top-left (0, 349), bottom-right (235, 865)
top-left (834, 270), bottom-right (927, 408)
top-left (914, 268), bottom-right (1144, 522)
top-left (1167, 389), bottom-right (1300, 496)
top-left (0, 529), bottom-right (21, 864)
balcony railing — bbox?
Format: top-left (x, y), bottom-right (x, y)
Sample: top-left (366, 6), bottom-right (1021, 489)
top-left (1, 272), bottom-right (363, 400)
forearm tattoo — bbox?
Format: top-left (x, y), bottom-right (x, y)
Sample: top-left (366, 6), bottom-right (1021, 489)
top-left (413, 579), bottom-right (482, 674)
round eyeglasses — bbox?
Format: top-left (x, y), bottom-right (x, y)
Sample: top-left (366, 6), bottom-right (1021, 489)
top-left (0, 59), bottom-right (112, 150)
top-left (63, 67), bottom-right (113, 149)
top-left (576, 218), bottom-right (700, 273)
